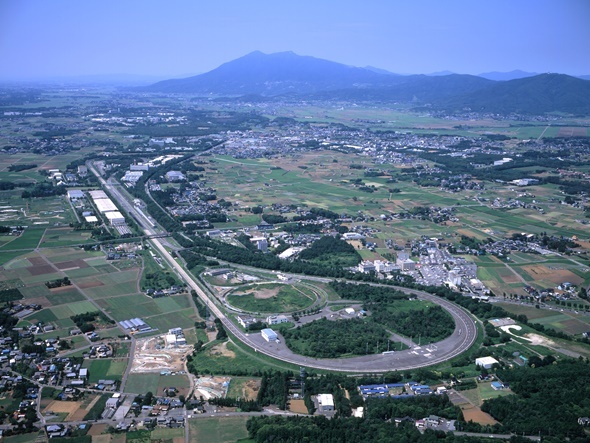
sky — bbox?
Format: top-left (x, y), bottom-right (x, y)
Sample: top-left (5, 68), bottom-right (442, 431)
top-left (1, 0), bottom-right (589, 81)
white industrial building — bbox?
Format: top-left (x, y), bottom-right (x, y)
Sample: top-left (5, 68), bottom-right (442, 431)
top-left (398, 258), bottom-right (416, 271)
top-left (84, 216), bottom-right (99, 223)
top-left (88, 190), bottom-right (109, 200)
top-left (165, 334), bottom-right (178, 347)
top-left (122, 171), bottom-right (144, 183)
top-left (358, 261), bottom-right (376, 273)
top-left (104, 211), bottom-right (125, 225)
top-left (166, 170), bottom-right (186, 181)
top-left (374, 260), bottom-right (396, 273)
top-left (130, 163), bottom-right (150, 171)
top-left (475, 356), bottom-right (499, 369)
top-left (447, 269), bottom-right (462, 287)
top-left (317, 393), bottom-right (334, 412)
top-left (266, 315), bottom-right (289, 325)
top-left (95, 199), bottom-right (118, 213)
top-left (67, 190), bottom-right (84, 200)
top-left (261, 328), bottom-right (278, 342)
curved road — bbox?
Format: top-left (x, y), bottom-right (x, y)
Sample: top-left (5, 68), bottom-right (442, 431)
top-left (151, 237), bottom-right (477, 372)
top-left (96, 166), bottom-right (478, 373)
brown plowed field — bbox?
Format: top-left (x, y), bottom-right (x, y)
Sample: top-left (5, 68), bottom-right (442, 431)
top-left (461, 405), bottom-right (498, 425)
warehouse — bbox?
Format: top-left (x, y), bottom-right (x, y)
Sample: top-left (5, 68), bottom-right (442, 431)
top-left (475, 356), bottom-right (499, 369)
top-left (317, 393), bottom-right (334, 412)
top-left (261, 328), bottom-right (278, 342)
top-left (266, 315), bottom-right (289, 325)
top-left (95, 199), bottom-right (118, 213)
top-left (88, 190), bottom-right (109, 200)
top-left (67, 190), bottom-right (84, 200)
top-left (104, 211), bottom-right (125, 225)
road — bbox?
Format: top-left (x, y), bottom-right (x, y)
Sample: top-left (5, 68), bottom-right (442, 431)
top-left (93, 165), bottom-right (478, 372)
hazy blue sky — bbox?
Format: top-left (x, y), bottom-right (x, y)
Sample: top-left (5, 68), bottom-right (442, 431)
top-left (1, 0), bottom-right (589, 80)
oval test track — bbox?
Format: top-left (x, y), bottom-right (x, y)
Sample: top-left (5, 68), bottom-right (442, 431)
top-left (98, 170), bottom-right (478, 373)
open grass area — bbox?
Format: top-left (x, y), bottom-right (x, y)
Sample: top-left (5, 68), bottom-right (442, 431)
top-left (82, 359), bottom-right (127, 383)
top-left (461, 382), bottom-right (513, 407)
top-left (38, 227), bottom-right (93, 248)
top-left (124, 373), bottom-right (160, 395)
top-left (226, 283), bottom-right (316, 313)
top-left (190, 338), bottom-right (301, 376)
top-left (142, 308), bottom-right (197, 332)
top-left (156, 373), bottom-right (191, 397)
top-left (51, 300), bottom-right (97, 318)
top-left (151, 427), bottom-right (185, 440)
top-left (189, 416), bottom-right (250, 443)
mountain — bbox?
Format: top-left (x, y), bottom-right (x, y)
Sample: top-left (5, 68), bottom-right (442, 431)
top-left (446, 73), bottom-right (590, 114)
top-left (364, 66), bottom-right (399, 76)
top-left (478, 70), bottom-right (538, 81)
top-left (143, 51), bottom-right (400, 95)
top-left (577, 75), bottom-right (590, 81)
top-left (426, 70), bottom-right (456, 76)
top-left (143, 52), bottom-right (590, 114)
top-left (311, 74), bottom-right (493, 103)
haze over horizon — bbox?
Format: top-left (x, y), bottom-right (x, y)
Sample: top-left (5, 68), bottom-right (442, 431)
top-left (1, 0), bottom-right (589, 82)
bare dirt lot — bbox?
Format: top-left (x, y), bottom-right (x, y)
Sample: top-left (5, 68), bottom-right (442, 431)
top-left (289, 399), bottom-right (308, 414)
top-left (87, 423), bottom-right (107, 436)
top-left (44, 400), bottom-right (83, 421)
top-left (208, 341), bottom-right (235, 358)
top-left (130, 335), bottom-right (190, 373)
top-left (461, 405), bottom-right (498, 425)
top-left (195, 376), bottom-right (231, 400)
top-left (233, 285), bottom-right (280, 299)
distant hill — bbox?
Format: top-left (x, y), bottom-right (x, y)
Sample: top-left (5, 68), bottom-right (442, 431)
top-left (143, 52), bottom-right (590, 114)
top-left (143, 51), bottom-right (401, 95)
top-left (364, 66), bottom-right (399, 76)
top-left (426, 70), bottom-right (456, 76)
top-left (446, 73), bottom-right (590, 114)
top-left (311, 74), bottom-right (493, 103)
top-left (478, 70), bottom-right (538, 81)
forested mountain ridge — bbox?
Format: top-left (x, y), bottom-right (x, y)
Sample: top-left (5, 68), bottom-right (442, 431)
top-left (142, 51), bottom-right (590, 115)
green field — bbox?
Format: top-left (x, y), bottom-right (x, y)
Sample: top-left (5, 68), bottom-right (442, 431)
top-left (50, 300), bottom-right (97, 318)
top-left (82, 359), bottom-right (127, 383)
top-left (189, 416), bottom-right (250, 443)
top-left (124, 373), bottom-right (160, 395)
top-left (0, 228), bottom-right (45, 251)
top-left (190, 338), bottom-right (300, 376)
top-left (151, 427), bottom-right (185, 440)
top-left (461, 382), bottom-right (513, 407)
top-left (46, 287), bottom-right (87, 304)
top-left (142, 308), bottom-right (197, 332)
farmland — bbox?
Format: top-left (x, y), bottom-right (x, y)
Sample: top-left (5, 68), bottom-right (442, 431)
top-left (189, 416), bottom-right (250, 443)
top-left (0, 84), bottom-right (588, 442)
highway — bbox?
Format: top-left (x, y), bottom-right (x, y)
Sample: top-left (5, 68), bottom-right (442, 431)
top-left (92, 163), bottom-right (478, 372)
